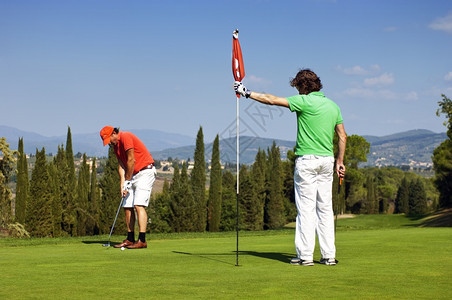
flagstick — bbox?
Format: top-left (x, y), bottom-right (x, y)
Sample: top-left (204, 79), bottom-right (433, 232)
top-left (236, 95), bottom-right (240, 267)
top-left (232, 28), bottom-right (243, 267)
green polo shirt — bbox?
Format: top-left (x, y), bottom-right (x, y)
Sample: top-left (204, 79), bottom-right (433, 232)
top-left (287, 91), bottom-right (343, 156)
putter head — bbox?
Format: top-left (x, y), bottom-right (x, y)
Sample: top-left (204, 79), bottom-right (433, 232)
top-left (102, 243), bottom-right (110, 247)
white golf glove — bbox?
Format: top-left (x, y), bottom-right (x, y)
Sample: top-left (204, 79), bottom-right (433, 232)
top-left (234, 81), bottom-right (251, 98)
top-left (122, 180), bottom-right (132, 191)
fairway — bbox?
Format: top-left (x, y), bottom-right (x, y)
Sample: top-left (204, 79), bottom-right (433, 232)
top-left (1, 215), bottom-right (451, 299)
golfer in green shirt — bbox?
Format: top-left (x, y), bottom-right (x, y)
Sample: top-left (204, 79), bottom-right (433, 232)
top-left (234, 69), bottom-right (346, 266)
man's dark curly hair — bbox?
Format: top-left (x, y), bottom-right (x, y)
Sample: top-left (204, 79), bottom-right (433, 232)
top-left (289, 69), bottom-right (323, 95)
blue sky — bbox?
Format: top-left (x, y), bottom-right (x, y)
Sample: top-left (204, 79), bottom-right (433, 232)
top-left (1, 0), bottom-right (452, 144)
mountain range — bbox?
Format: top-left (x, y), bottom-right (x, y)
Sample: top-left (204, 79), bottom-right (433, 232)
top-left (361, 129), bottom-right (446, 168)
top-left (151, 129), bottom-right (447, 167)
top-left (0, 125), bottom-right (447, 167)
top-left (0, 125), bottom-right (195, 157)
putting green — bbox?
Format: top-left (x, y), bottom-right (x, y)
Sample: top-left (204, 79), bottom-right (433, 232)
top-left (1, 215), bottom-right (451, 299)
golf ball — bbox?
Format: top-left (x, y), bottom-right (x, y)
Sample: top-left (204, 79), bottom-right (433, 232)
top-left (121, 247), bottom-right (125, 251)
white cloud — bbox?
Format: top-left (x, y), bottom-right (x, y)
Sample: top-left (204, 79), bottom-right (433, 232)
top-left (343, 66), bottom-right (367, 75)
top-left (405, 91), bottom-right (418, 101)
top-left (444, 72), bottom-right (452, 81)
top-left (369, 64), bottom-right (381, 74)
top-left (247, 75), bottom-right (268, 84)
top-left (429, 12), bottom-right (452, 34)
top-left (378, 90), bottom-right (397, 100)
top-left (337, 64), bottom-right (381, 75)
top-left (244, 75), bottom-right (272, 90)
top-left (423, 86), bottom-right (452, 98)
top-left (339, 87), bottom-right (417, 102)
top-left (336, 68), bottom-right (416, 103)
top-left (342, 87), bottom-right (375, 98)
top-left (364, 73), bottom-right (394, 87)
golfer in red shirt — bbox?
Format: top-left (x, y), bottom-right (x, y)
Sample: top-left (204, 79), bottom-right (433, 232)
top-left (100, 126), bottom-right (156, 249)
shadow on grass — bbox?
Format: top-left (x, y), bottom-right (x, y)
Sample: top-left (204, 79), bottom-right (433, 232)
top-left (402, 214), bottom-right (429, 227)
top-left (407, 215), bottom-right (427, 221)
top-left (173, 250), bottom-right (293, 265)
top-left (403, 209), bottom-right (452, 228)
top-left (82, 240), bottom-right (120, 247)
top-left (240, 251), bottom-right (293, 264)
top-left (173, 251), bottom-right (236, 266)
top-left (418, 208), bottom-right (452, 227)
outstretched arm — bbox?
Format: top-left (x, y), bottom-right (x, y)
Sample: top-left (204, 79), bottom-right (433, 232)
top-left (248, 91), bottom-right (289, 108)
top-left (234, 81), bottom-right (289, 108)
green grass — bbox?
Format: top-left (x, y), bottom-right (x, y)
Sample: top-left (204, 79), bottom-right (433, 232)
top-left (1, 215), bottom-right (451, 299)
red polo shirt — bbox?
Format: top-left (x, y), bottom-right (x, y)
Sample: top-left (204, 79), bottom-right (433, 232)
top-left (114, 131), bottom-right (154, 175)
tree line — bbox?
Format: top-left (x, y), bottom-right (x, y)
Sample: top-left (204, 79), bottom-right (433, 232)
top-left (0, 95), bottom-right (451, 237)
top-left (149, 130), bottom-right (440, 233)
top-left (149, 131), bottom-right (296, 233)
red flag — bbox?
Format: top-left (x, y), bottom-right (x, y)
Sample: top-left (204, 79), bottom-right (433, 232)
top-left (232, 29), bottom-right (245, 97)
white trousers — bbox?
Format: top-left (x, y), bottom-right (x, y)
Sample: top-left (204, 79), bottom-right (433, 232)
top-left (294, 155), bottom-right (336, 260)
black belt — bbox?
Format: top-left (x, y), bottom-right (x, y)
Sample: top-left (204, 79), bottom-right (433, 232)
top-left (139, 163), bottom-right (154, 172)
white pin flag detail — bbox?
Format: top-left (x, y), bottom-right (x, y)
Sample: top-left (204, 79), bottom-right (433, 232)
top-left (232, 30), bottom-right (245, 88)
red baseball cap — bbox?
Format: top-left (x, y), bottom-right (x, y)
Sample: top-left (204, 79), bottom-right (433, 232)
top-left (100, 126), bottom-right (114, 146)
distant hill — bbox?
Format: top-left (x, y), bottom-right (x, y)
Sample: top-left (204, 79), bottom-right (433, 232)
top-left (154, 129), bottom-right (447, 166)
top-left (1, 126), bottom-right (446, 167)
top-left (0, 125), bottom-right (195, 157)
top-left (361, 129), bottom-right (446, 168)
top-left (152, 136), bottom-right (296, 164)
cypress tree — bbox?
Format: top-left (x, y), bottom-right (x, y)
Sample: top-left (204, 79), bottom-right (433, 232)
top-left (395, 176), bottom-right (410, 214)
top-left (180, 162), bottom-right (196, 231)
top-left (48, 161), bottom-right (63, 237)
top-left (65, 127), bottom-right (77, 235)
top-left (54, 145), bottom-right (71, 234)
top-left (282, 149), bottom-right (296, 222)
top-left (265, 142), bottom-right (285, 229)
top-left (366, 175), bottom-right (377, 214)
top-left (66, 127), bottom-right (76, 182)
top-left (250, 148), bottom-right (266, 230)
top-left (87, 157), bottom-right (100, 235)
top-left (15, 137), bottom-right (29, 225)
top-left (75, 154), bottom-right (90, 236)
top-left (208, 135), bottom-right (222, 232)
top-left (0, 137), bottom-right (14, 227)
top-left (169, 164), bottom-right (182, 232)
top-left (27, 148), bottom-right (53, 237)
top-left (239, 165), bottom-right (260, 230)
top-left (220, 170), bottom-right (236, 231)
top-left (170, 163), bottom-right (195, 232)
top-left (150, 179), bottom-right (172, 233)
top-left (409, 178), bottom-right (428, 215)
top-left (99, 147), bottom-right (122, 234)
top-left (191, 126), bottom-right (206, 232)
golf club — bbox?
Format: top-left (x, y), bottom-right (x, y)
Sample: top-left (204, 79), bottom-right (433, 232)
top-left (102, 196), bottom-right (125, 247)
top-left (335, 176), bottom-right (343, 233)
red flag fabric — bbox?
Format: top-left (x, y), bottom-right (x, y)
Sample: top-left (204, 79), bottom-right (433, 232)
top-left (232, 30), bottom-right (245, 97)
